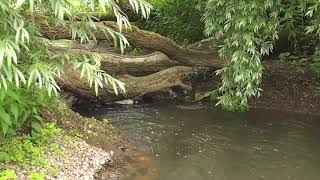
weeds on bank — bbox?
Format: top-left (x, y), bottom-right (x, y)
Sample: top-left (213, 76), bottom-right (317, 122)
top-left (0, 123), bottom-right (61, 180)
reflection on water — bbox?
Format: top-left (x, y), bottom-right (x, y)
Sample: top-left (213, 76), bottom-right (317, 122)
top-left (76, 103), bottom-right (320, 180)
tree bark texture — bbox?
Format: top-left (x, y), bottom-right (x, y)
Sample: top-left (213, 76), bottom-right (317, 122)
top-left (58, 65), bottom-right (198, 102)
top-left (40, 20), bottom-right (223, 67)
top-left (40, 18), bottom-right (222, 102)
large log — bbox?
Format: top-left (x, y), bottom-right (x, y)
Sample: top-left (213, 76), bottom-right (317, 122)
top-left (58, 66), bottom-right (198, 102)
top-left (40, 20), bottom-right (222, 68)
top-left (52, 46), bottom-right (181, 75)
top-left (38, 16), bottom-right (222, 102)
top-left (101, 22), bottom-right (222, 67)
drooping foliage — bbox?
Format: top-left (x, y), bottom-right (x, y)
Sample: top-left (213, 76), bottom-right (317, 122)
top-left (0, 0), bottom-right (152, 136)
top-left (142, 0), bottom-right (320, 111)
top-left (203, 0), bottom-right (282, 111)
top-left (203, 0), bottom-right (320, 111)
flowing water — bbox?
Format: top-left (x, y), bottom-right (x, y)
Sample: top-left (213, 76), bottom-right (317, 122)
top-left (76, 103), bottom-right (320, 180)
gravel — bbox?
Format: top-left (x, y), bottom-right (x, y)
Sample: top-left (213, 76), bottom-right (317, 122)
top-left (8, 136), bottom-right (114, 180)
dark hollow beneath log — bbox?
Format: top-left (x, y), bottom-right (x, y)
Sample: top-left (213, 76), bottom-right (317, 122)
top-left (58, 66), bottom-right (199, 103)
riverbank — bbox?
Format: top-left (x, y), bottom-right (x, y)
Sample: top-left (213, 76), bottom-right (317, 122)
top-left (46, 101), bottom-right (154, 180)
top-left (0, 101), bottom-right (149, 180)
top-left (250, 62), bottom-right (320, 115)
top-left (1, 131), bottom-right (113, 179)
top-left (187, 62), bottom-right (320, 116)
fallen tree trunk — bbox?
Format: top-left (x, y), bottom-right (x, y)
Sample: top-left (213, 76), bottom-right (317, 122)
top-left (40, 20), bottom-right (222, 67)
top-left (59, 66), bottom-right (198, 102)
top-left (100, 51), bottom-right (181, 76)
top-left (38, 16), bottom-right (223, 102)
top-left (51, 46), bottom-right (182, 75)
top-left (101, 22), bottom-right (222, 67)
top-left (52, 44), bottom-right (205, 102)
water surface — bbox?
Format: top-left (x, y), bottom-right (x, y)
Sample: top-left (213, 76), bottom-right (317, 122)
top-left (76, 103), bottom-right (320, 180)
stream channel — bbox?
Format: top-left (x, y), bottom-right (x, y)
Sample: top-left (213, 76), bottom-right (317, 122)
top-left (75, 103), bottom-right (320, 180)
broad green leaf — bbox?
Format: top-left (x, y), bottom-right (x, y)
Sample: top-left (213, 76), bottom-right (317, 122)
top-left (0, 107), bottom-right (12, 135)
top-left (10, 103), bottom-right (19, 121)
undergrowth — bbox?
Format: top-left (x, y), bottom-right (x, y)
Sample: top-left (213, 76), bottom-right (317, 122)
top-left (276, 47), bottom-right (320, 97)
top-left (0, 123), bottom-right (61, 180)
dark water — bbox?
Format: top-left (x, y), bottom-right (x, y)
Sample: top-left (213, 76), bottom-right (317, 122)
top-left (76, 103), bottom-right (320, 180)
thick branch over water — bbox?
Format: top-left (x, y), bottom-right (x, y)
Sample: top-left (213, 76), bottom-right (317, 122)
top-left (40, 17), bottom-right (222, 102)
top-left (52, 46), bottom-right (181, 75)
top-left (59, 66), bottom-right (198, 102)
top-left (41, 20), bottom-right (222, 67)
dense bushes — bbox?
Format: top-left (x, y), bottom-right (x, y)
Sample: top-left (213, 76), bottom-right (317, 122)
top-left (0, 87), bottom-right (51, 137)
top-left (139, 0), bottom-right (206, 44)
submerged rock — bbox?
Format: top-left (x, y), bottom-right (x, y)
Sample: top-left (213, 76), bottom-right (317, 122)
top-left (113, 99), bottom-right (134, 105)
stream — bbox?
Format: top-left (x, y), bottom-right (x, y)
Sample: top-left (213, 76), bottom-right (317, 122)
top-left (75, 103), bottom-right (320, 180)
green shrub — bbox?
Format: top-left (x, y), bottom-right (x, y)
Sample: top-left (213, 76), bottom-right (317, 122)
top-left (0, 123), bottom-right (60, 178)
top-left (0, 87), bottom-right (53, 137)
top-left (0, 169), bottom-right (17, 180)
top-left (28, 173), bottom-right (45, 180)
top-left (140, 0), bottom-right (206, 44)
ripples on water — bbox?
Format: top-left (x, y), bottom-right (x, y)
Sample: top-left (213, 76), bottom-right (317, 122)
top-left (76, 103), bottom-right (320, 180)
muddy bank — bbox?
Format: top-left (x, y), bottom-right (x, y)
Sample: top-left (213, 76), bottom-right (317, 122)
top-left (183, 62), bottom-right (320, 116)
top-left (250, 62), bottom-right (320, 115)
